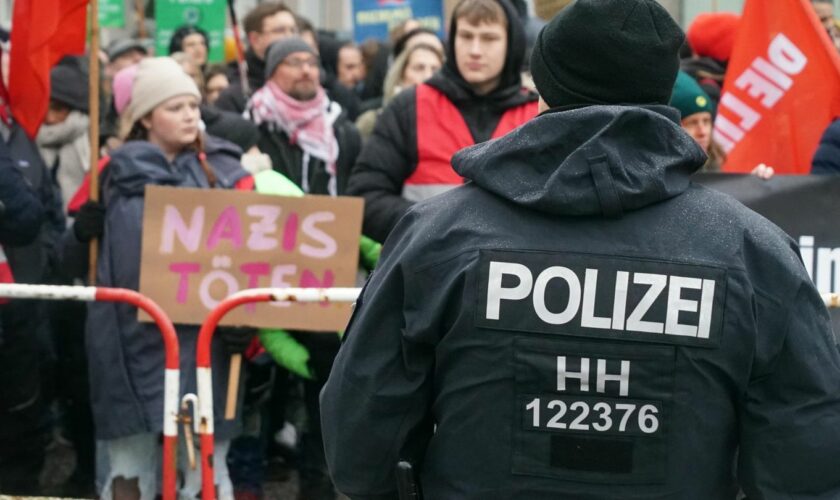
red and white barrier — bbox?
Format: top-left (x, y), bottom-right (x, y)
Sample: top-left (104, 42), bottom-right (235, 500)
top-left (194, 287), bottom-right (361, 500)
top-left (0, 283), bottom-right (181, 500)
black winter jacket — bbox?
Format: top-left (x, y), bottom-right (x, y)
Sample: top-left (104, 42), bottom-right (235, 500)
top-left (322, 105), bottom-right (840, 499)
top-left (346, 0), bottom-right (537, 243)
top-left (255, 108), bottom-right (361, 196)
top-left (811, 118), bottom-right (840, 174)
top-left (216, 49), bottom-right (265, 115)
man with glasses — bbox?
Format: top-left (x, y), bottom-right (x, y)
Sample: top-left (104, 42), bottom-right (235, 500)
top-left (215, 2), bottom-right (299, 113)
top-left (243, 37), bottom-right (362, 499)
top-left (247, 37), bottom-right (360, 194)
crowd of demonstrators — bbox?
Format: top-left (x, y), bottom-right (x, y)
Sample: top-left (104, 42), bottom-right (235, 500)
top-left (348, 0), bottom-right (539, 243)
top-left (1, 0), bottom-right (840, 498)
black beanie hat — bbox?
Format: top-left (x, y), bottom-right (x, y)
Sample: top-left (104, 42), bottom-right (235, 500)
top-left (50, 56), bottom-right (89, 113)
top-left (530, 0), bottom-right (684, 108)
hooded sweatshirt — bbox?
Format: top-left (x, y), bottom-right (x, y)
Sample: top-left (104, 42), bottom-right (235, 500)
top-left (347, 0), bottom-right (538, 243)
top-left (322, 105), bottom-right (840, 499)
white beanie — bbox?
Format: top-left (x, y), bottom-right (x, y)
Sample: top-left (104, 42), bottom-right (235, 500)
top-left (128, 57), bottom-right (201, 126)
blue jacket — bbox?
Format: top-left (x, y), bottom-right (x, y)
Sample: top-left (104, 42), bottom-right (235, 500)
top-left (86, 137), bottom-right (249, 440)
top-left (0, 139), bottom-right (43, 246)
top-left (811, 119), bottom-right (840, 174)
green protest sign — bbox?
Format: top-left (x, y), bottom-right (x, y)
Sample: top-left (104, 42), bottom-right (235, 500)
top-left (155, 0), bottom-right (225, 62)
top-left (99, 0), bottom-right (126, 28)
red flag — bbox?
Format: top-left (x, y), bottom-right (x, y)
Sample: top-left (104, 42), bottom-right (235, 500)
top-left (8, 0), bottom-right (88, 138)
top-left (715, 0), bottom-right (840, 174)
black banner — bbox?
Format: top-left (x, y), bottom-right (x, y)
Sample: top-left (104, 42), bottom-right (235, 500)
top-left (695, 174), bottom-right (840, 339)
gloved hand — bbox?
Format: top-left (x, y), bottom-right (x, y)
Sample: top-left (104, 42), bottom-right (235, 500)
top-left (259, 329), bottom-right (313, 379)
top-left (219, 326), bottom-right (257, 354)
top-left (73, 201), bottom-right (105, 242)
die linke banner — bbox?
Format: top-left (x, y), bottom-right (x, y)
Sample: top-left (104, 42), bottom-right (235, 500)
top-left (696, 174), bottom-right (840, 339)
top-left (715, 0), bottom-right (840, 174)
top-left (139, 186), bottom-right (363, 331)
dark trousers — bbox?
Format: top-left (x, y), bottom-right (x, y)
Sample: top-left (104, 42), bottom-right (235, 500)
top-left (0, 303), bottom-right (49, 494)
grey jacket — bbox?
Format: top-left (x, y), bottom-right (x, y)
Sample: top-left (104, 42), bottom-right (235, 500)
top-left (86, 138), bottom-right (249, 440)
top-left (321, 105), bottom-right (840, 499)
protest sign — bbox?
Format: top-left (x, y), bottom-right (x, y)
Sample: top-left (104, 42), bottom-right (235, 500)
top-left (99, 0), bottom-right (125, 28)
top-left (352, 0), bottom-right (444, 43)
top-left (696, 173), bottom-right (840, 338)
top-left (154, 0), bottom-right (225, 62)
top-left (139, 186), bottom-right (364, 331)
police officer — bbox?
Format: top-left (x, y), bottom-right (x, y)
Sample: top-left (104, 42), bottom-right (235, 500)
top-left (320, 1), bottom-right (840, 498)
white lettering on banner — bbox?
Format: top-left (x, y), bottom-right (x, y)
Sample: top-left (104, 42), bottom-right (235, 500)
top-left (714, 34), bottom-right (809, 153)
top-left (486, 261), bottom-right (717, 339)
top-left (800, 235), bottom-right (840, 294)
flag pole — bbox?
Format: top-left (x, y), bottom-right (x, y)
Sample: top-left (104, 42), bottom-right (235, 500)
top-left (226, 0), bottom-right (250, 97)
top-left (87, 0), bottom-right (101, 284)
top-left (136, 0), bottom-right (147, 39)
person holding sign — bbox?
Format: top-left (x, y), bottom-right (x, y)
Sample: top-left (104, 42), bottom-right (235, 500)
top-left (75, 57), bottom-right (252, 500)
top-left (322, 1), bottom-right (840, 498)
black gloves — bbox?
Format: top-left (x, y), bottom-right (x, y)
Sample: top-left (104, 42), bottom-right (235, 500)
top-left (219, 327), bottom-right (257, 354)
top-left (73, 201), bottom-right (105, 242)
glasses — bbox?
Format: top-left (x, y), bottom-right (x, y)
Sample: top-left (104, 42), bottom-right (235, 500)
top-left (282, 57), bottom-right (320, 70)
top-left (262, 26), bottom-right (298, 37)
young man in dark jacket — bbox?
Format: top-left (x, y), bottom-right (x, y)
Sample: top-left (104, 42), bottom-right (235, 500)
top-left (321, 1), bottom-right (840, 498)
top-left (347, 0), bottom-right (538, 243)
top-left (215, 2), bottom-right (299, 114)
top-left (216, 3), bottom-right (360, 120)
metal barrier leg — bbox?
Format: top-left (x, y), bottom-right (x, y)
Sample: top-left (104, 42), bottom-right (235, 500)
top-left (195, 287), bottom-right (360, 500)
top-left (0, 284), bottom-right (181, 500)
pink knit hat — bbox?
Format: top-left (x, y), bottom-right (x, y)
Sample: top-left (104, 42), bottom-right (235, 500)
top-left (113, 63), bottom-right (138, 115)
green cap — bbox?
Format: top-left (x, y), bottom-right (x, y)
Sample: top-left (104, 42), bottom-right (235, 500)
top-left (670, 71), bottom-right (714, 119)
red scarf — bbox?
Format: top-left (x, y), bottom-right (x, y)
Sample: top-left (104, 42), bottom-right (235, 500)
top-left (247, 82), bottom-right (340, 195)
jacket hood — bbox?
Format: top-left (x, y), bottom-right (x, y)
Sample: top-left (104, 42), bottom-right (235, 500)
top-left (452, 105), bottom-right (707, 216)
top-left (108, 136), bottom-right (248, 198)
top-left (428, 0), bottom-right (533, 108)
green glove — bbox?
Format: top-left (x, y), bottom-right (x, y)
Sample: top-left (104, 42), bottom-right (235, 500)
top-left (359, 235), bottom-right (382, 271)
top-left (258, 329), bottom-right (313, 379)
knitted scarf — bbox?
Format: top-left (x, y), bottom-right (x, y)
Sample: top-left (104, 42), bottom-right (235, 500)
top-left (247, 82), bottom-right (341, 195)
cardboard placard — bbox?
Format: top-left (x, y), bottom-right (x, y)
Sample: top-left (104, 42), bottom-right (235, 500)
top-left (139, 186), bottom-right (363, 331)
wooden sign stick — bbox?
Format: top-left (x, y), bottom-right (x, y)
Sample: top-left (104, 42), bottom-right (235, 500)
top-left (87, 0), bottom-right (101, 284)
